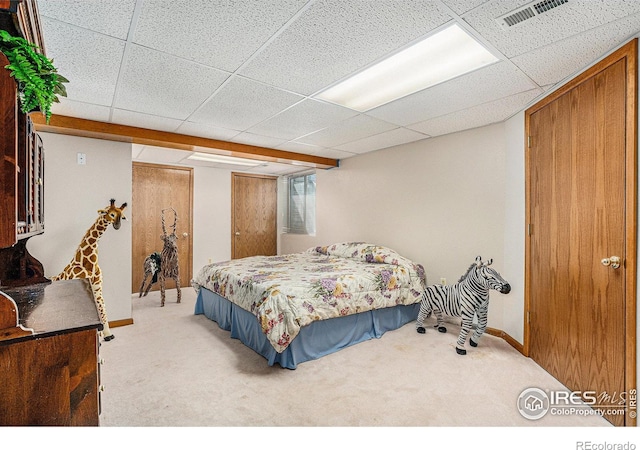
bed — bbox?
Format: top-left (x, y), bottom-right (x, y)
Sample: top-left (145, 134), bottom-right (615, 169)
top-left (191, 242), bottom-right (426, 369)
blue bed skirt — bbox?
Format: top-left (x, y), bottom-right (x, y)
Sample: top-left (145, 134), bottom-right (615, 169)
top-left (194, 287), bottom-right (420, 369)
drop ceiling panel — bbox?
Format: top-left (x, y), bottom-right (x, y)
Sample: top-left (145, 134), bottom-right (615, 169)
top-left (111, 109), bottom-right (184, 132)
top-left (175, 121), bottom-right (241, 141)
top-left (463, 0), bottom-right (640, 58)
top-left (38, 0), bottom-right (135, 40)
top-left (51, 98), bottom-right (111, 122)
top-left (280, 141), bottom-right (356, 160)
top-left (186, 159), bottom-right (269, 171)
top-left (33, 1), bottom-right (640, 175)
top-left (277, 140), bottom-right (326, 154)
top-left (132, 0), bottom-right (308, 72)
top-left (40, 18), bottom-right (124, 106)
top-left (136, 145), bottom-right (191, 164)
top-left (296, 114), bottom-right (399, 148)
top-left (189, 76), bottom-right (304, 131)
top-left (311, 148), bottom-right (356, 160)
top-left (239, 0), bottom-right (453, 95)
top-left (336, 128), bottom-right (429, 154)
top-left (114, 44), bottom-right (231, 120)
top-left (132, 144), bottom-right (143, 159)
top-left (248, 162), bottom-right (307, 176)
top-left (246, 99), bottom-right (358, 140)
top-left (512, 13), bottom-right (640, 86)
top-left (368, 61), bottom-right (537, 126)
top-left (441, 0), bottom-right (492, 15)
top-left (231, 132), bottom-right (287, 149)
top-left (409, 88), bottom-right (542, 137)
top-left (174, 156), bottom-right (304, 176)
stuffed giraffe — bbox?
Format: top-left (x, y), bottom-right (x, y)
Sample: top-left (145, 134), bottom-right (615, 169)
top-left (51, 198), bottom-right (127, 341)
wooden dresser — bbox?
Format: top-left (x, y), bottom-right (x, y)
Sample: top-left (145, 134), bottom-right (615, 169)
top-left (0, 279), bottom-right (103, 426)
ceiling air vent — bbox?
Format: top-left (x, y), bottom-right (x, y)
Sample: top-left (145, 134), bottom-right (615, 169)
top-left (496, 0), bottom-right (568, 29)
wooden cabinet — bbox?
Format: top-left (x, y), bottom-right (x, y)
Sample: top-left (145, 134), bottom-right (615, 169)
top-left (0, 279), bottom-right (103, 426)
top-left (0, 46), bottom-right (45, 247)
top-left (17, 113), bottom-right (45, 239)
top-left (0, 50), bottom-right (19, 249)
top-left (0, 1), bottom-right (48, 287)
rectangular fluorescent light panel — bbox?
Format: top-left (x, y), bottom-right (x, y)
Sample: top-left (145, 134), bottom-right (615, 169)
top-left (316, 24), bottom-right (499, 112)
top-left (187, 152), bottom-right (265, 167)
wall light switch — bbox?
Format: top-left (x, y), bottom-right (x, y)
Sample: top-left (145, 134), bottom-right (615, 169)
top-left (77, 152), bottom-right (86, 165)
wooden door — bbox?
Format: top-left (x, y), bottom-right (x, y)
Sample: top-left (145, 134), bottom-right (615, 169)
top-left (132, 163), bottom-right (193, 295)
top-left (231, 172), bottom-right (277, 259)
top-left (525, 40), bottom-right (637, 426)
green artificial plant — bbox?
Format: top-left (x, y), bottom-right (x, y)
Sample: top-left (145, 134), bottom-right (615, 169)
top-left (0, 29), bottom-right (68, 122)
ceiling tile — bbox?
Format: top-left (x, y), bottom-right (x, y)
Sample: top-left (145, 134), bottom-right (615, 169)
top-left (175, 121), bottom-right (241, 141)
top-left (30, 1), bottom-right (640, 176)
top-left (368, 61), bottom-right (538, 126)
top-left (189, 76), bottom-right (304, 131)
top-left (441, 0), bottom-right (492, 15)
top-left (137, 146), bottom-right (191, 164)
top-left (133, 0), bottom-right (308, 72)
top-left (246, 99), bottom-right (358, 140)
top-left (39, 0), bottom-right (135, 40)
top-left (277, 141), bottom-right (326, 153)
top-left (40, 17), bottom-right (125, 106)
top-left (277, 139), bottom-right (356, 161)
top-left (295, 114), bottom-right (398, 147)
top-left (51, 98), bottom-right (111, 122)
top-left (180, 158), bottom-right (268, 171)
top-left (463, 0), bottom-right (640, 58)
top-left (239, 0), bottom-right (452, 95)
top-left (336, 128), bottom-right (429, 154)
top-left (408, 88), bottom-right (542, 137)
top-left (111, 109), bottom-right (184, 132)
top-left (113, 44), bottom-right (230, 120)
top-left (132, 144), bottom-right (144, 159)
top-left (512, 14), bottom-right (640, 86)
top-left (315, 148), bottom-right (357, 160)
top-left (231, 132), bottom-right (287, 149)
top-left (249, 162), bottom-right (305, 176)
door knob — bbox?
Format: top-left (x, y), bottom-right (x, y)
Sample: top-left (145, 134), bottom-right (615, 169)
top-left (601, 256), bottom-right (621, 269)
top-left (182, 232), bottom-right (189, 238)
top-left (235, 231), bottom-right (240, 236)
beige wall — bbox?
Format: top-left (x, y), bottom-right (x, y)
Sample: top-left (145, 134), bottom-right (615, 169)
top-left (503, 111), bottom-right (526, 343)
top-left (281, 122), bottom-right (518, 337)
top-left (28, 134), bottom-right (238, 324)
top-left (29, 133), bottom-right (133, 322)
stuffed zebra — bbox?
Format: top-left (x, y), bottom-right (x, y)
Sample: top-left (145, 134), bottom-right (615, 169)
top-left (139, 252), bottom-right (162, 298)
top-left (416, 256), bottom-right (511, 355)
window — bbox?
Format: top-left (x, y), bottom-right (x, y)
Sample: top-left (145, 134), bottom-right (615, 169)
top-left (285, 172), bottom-right (316, 235)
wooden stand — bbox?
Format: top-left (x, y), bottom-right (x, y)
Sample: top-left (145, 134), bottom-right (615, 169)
top-left (0, 279), bottom-right (103, 426)
top-left (0, 290), bottom-right (33, 340)
top-left (0, 237), bottom-right (49, 287)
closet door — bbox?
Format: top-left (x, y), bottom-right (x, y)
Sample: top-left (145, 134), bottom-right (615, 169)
top-left (525, 40), bottom-right (636, 426)
top-left (132, 162), bottom-right (193, 295)
top-left (231, 173), bottom-right (277, 259)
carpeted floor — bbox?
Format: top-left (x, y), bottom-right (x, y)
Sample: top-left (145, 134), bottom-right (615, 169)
top-left (97, 287), bottom-right (613, 429)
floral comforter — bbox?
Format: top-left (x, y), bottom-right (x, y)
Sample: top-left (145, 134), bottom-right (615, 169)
top-left (191, 242), bottom-right (426, 353)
